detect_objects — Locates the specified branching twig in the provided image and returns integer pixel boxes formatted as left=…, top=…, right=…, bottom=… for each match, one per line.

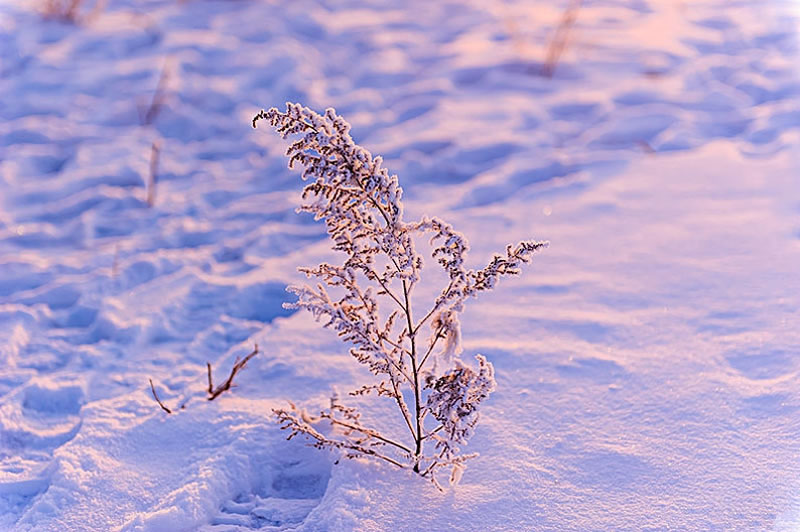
left=148, top=344, right=259, bottom=413
left=207, top=344, right=259, bottom=401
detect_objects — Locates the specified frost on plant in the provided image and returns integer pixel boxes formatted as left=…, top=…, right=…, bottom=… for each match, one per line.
left=253, top=103, right=547, bottom=487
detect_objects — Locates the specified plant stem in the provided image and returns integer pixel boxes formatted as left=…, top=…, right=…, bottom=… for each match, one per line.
left=418, top=324, right=446, bottom=371
left=413, top=279, right=455, bottom=336
left=403, top=279, right=423, bottom=472
left=325, top=416, right=413, bottom=454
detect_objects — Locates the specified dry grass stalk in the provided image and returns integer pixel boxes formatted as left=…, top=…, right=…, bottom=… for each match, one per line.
left=541, top=0, right=582, bottom=78
left=146, top=141, right=160, bottom=207
left=140, top=65, right=170, bottom=126
left=149, top=378, right=173, bottom=414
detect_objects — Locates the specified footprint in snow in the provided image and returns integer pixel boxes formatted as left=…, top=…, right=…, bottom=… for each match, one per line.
left=0, top=379, right=84, bottom=511
left=202, top=457, right=330, bottom=531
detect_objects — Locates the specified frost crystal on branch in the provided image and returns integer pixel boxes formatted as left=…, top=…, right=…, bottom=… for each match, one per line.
left=254, top=103, right=547, bottom=487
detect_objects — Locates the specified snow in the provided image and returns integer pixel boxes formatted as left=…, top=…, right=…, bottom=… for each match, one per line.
left=1, top=0, right=799, bottom=530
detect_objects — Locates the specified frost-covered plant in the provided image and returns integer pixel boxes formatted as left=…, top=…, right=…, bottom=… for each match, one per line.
left=253, top=103, right=546, bottom=487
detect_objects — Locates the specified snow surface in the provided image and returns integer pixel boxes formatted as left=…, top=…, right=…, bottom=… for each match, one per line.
left=1, top=0, right=799, bottom=530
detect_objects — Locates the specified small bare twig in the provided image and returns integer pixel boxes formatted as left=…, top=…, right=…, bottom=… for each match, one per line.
left=146, top=141, right=160, bottom=207
left=637, top=140, right=656, bottom=154
left=111, top=243, right=120, bottom=278
left=140, top=64, right=170, bottom=126
left=541, top=0, right=582, bottom=78
left=148, top=344, right=258, bottom=413
left=207, top=344, right=259, bottom=401
left=149, top=378, right=172, bottom=414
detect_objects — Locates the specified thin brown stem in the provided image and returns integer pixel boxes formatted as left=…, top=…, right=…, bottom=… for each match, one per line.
left=372, top=271, right=406, bottom=313
left=348, top=321, right=412, bottom=383
left=541, top=0, right=582, bottom=78
left=146, top=141, right=160, bottom=207
left=338, top=442, right=407, bottom=469
left=355, top=447, right=406, bottom=469
left=142, top=64, right=170, bottom=126
left=384, top=353, right=413, bottom=385
left=388, top=371, right=417, bottom=440
left=149, top=378, right=172, bottom=414
left=350, top=280, right=409, bottom=357
left=326, top=416, right=413, bottom=454
left=377, top=332, right=410, bottom=356
left=403, top=279, right=423, bottom=472
left=413, top=279, right=455, bottom=336
left=418, top=324, right=446, bottom=371
left=422, top=424, right=444, bottom=440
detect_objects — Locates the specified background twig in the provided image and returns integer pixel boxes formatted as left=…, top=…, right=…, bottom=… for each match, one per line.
left=146, top=141, right=160, bottom=207
left=149, top=378, right=172, bottom=414
left=541, top=0, right=582, bottom=78
left=207, top=344, right=259, bottom=401
left=140, top=64, right=170, bottom=126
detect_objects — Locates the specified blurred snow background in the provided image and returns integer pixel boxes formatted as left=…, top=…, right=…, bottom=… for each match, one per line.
left=1, top=0, right=799, bottom=530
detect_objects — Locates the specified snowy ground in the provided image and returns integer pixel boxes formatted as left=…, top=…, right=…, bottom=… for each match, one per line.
left=1, top=0, right=799, bottom=530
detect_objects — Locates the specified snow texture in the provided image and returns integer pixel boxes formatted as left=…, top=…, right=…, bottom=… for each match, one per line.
left=1, top=0, right=799, bottom=530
